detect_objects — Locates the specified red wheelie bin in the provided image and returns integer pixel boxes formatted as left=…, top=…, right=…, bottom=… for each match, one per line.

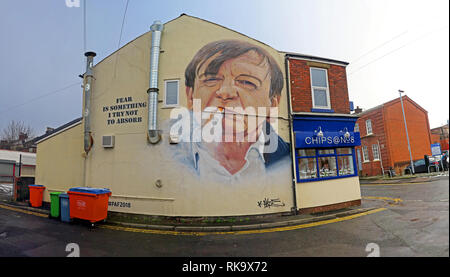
left=28, top=185, right=45, bottom=207
left=67, top=187, right=111, bottom=226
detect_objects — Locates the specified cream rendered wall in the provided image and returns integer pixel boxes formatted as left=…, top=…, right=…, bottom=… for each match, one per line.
left=35, top=123, right=84, bottom=202
left=296, top=176, right=361, bottom=209
left=77, top=15, right=293, bottom=216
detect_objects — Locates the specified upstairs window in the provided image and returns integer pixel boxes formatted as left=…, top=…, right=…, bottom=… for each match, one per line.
left=164, top=80, right=179, bottom=107
left=366, top=119, right=373, bottom=135
left=354, top=123, right=359, bottom=132
left=310, top=67, right=331, bottom=109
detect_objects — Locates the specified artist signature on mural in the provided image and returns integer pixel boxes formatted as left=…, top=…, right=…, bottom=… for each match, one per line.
left=257, top=198, right=285, bottom=209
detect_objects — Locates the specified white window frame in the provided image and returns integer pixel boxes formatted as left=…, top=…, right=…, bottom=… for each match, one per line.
left=362, top=146, right=370, bottom=162
left=366, top=119, right=373, bottom=135
left=372, top=144, right=380, bottom=161
left=164, top=79, right=179, bottom=108
left=310, top=67, right=331, bottom=110
left=354, top=123, right=359, bottom=132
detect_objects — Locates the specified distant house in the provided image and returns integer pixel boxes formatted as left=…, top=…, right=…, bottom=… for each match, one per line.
left=430, top=124, right=449, bottom=152
left=0, top=149, right=36, bottom=184
left=354, top=95, right=433, bottom=176
left=0, top=132, right=37, bottom=153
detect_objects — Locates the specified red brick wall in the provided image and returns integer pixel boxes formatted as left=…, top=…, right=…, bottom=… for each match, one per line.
left=289, top=59, right=312, bottom=112
left=355, top=107, right=389, bottom=176
left=328, top=64, right=350, bottom=114
left=431, top=133, right=441, bottom=144
left=384, top=98, right=432, bottom=173
left=289, top=59, right=350, bottom=114
left=441, top=138, right=449, bottom=151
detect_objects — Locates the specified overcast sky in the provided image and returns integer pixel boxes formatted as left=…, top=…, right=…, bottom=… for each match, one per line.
left=0, top=0, right=448, bottom=137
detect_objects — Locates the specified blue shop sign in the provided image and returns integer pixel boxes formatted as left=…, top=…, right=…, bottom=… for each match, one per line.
left=293, top=115, right=361, bottom=148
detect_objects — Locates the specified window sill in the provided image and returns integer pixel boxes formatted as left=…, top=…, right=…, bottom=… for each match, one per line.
left=161, top=105, right=180, bottom=109
left=297, top=174, right=358, bottom=183
left=361, top=133, right=375, bottom=138
left=311, top=108, right=334, bottom=113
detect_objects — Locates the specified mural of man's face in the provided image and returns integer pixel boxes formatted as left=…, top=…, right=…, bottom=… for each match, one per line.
left=186, top=50, right=280, bottom=139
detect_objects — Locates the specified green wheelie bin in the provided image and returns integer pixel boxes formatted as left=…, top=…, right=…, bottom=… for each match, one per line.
left=50, top=192, right=63, bottom=219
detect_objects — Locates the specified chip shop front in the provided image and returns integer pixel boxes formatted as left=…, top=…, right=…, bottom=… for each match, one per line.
left=293, top=115, right=362, bottom=212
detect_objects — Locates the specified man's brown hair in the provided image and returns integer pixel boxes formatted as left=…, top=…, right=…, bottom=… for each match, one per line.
left=185, top=40, right=283, bottom=100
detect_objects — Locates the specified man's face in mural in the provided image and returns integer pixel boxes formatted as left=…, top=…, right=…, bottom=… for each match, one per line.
left=186, top=49, right=280, bottom=139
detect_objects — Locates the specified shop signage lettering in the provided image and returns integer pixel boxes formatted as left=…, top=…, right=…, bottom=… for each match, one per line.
left=304, top=135, right=355, bottom=145
left=102, top=96, right=147, bottom=125
left=295, top=131, right=360, bottom=148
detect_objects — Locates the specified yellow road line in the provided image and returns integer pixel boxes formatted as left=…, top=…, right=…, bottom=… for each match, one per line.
left=362, top=196, right=403, bottom=206
left=361, top=182, right=425, bottom=186
left=0, top=204, right=48, bottom=218
left=98, top=207, right=387, bottom=236
left=0, top=203, right=387, bottom=236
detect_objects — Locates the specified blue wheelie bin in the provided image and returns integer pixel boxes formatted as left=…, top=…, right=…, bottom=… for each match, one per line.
left=59, top=193, right=71, bottom=223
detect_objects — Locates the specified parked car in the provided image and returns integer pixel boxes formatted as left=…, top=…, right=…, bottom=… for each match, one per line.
left=404, top=159, right=427, bottom=174
left=404, top=156, right=444, bottom=174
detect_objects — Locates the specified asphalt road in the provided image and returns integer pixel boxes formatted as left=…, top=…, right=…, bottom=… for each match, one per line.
left=0, top=177, right=448, bottom=258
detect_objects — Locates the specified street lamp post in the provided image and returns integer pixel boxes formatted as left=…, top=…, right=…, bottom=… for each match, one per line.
left=399, top=90, right=415, bottom=174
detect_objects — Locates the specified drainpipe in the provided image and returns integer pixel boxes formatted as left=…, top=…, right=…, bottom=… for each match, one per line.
left=83, top=51, right=96, bottom=154
left=285, top=55, right=298, bottom=215
left=147, top=21, right=164, bottom=144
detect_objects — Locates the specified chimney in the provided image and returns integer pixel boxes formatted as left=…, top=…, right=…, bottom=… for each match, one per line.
left=354, top=106, right=363, bottom=114
left=19, top=132, right=28, bottom=141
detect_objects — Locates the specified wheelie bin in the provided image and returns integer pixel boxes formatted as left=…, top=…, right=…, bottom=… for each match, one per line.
left=49, top=192, right=63, bottom=219
left=67, top=187, right=111, bottom=226
left=59, top=193, right=71, bottom=223
left=28, top=185, right=45, bottom=207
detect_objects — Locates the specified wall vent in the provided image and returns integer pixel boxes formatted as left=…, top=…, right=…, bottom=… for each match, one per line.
left=102, top=135, right=115, bottom=148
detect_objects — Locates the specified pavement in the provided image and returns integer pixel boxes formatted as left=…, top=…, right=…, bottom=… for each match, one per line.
left=0, top=195, right=381, bottom=233
left=1, top=172, right=446, bottom=233
left=359, top=171, right=449, bottom=184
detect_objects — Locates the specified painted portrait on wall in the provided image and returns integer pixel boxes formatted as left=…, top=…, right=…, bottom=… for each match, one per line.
left=167, top=40, right=290, bottom=184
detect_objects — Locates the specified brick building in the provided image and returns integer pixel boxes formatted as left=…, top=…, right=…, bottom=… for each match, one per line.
left=430, top=124, right=449, bottom=152
left=354, top=95, right=433, bottom=176
left=286, top=53, right=362, bottom=213
left=288, top=57, right=350, bottom=114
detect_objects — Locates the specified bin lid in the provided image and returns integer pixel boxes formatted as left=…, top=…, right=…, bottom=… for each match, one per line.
left=59, top=193, right=69, bottom=198
left=50, top=191, right=63, bottom=195
left=68, top=187, right=111, bottom=195
left=29, top=184, right=45, bottom=188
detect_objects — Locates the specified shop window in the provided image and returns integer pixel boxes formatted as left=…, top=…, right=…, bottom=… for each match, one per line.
left=310, top=67, right=330, bottom=109
left=362, top=146, right=370, bottom=162
left=372, top=144, right=380, bottom=161
left=164, top=80, right=179, bottom=107
left=298, top=157, right=318, bottom=180
left=338, top=155, right=355, bottom=176
left=296, top=147, right=356, bottom=182
left=366, top=119, right=373, bottom=135
left=319, top=156, right=337, bottom=177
